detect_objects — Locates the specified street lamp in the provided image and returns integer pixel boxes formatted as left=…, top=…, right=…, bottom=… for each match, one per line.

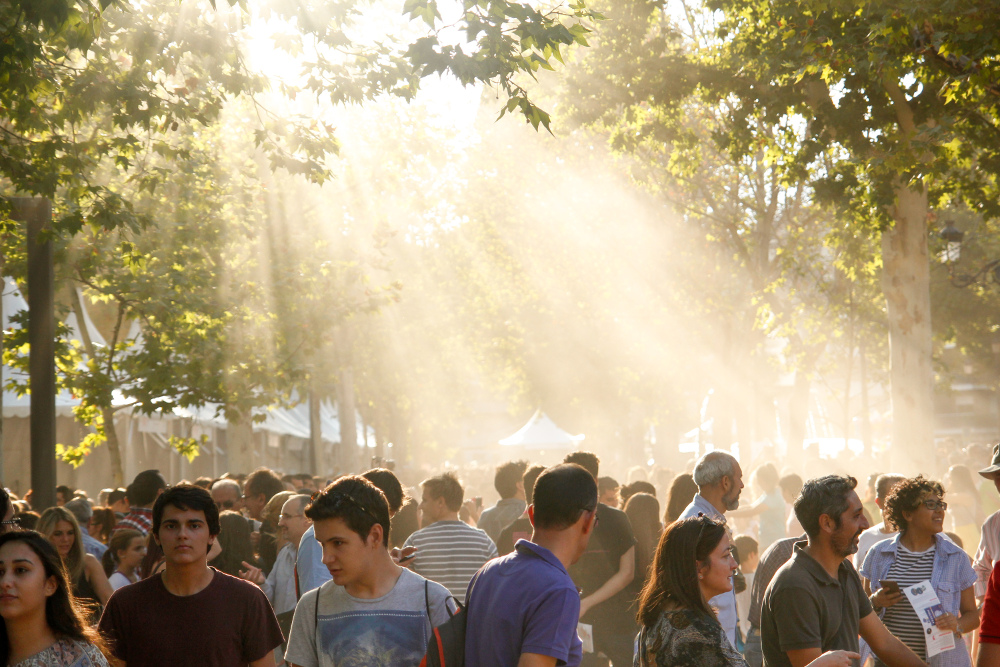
left=938, top=221, right=1000, bottom=288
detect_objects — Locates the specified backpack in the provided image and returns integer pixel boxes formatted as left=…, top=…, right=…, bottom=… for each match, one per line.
left=420, top=580, right=466, bottom=667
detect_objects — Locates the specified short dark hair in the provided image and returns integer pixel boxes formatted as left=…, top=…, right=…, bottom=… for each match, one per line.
left=883, top=476, right=945, bottom=534
left=532, top=464, right=598, bottom=530
left=128, top=470, right=167, bottom=507
left=362, top=468, right=407, bottom=514
left=563, top=452, right=599, bottom=478
left=152, top=484, right=220, bottom=539
left=638, top=515, right=728, bottom=626
left=523, top=465, right=546, bottom=504
left=421, top=472, right=464, bottom=512
left=107, top=488, right=128, bottom=505
left=56, top=485, right=74, bottom=500
left=598, top=476, right=619, bottom=495
left=244, top=467, right=285, bottom=502
left=794, top=475, right=858, bottom=538
left=306, top=476, right=391, bottom=547
left=494, top=460, right=529, bottom=499
left=621, top=480, right=656, bottom=505
left=733, top=534, right=758, bottom=566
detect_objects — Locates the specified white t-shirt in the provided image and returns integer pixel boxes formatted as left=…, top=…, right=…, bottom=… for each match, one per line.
left=854, top=522, right=897, bottom=569
left=284, top=567, right=457, bottom=667
left=108, top=571, right=135, bottom=591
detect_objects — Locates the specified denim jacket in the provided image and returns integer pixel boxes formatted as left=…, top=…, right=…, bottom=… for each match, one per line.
left=859, top=533, right=976, bottom=667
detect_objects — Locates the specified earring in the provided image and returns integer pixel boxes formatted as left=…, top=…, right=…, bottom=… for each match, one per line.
left=698, top=574, right=703, bottom=579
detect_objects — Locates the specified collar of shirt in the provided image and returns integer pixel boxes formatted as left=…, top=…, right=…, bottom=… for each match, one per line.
left=514, top=540, right=569, bottom=575
left=692, top=494, right=727, bottom=523
left=871, top=531, right=962, bottom=559
left=790, top=541, right=848, bottom=587
left=129, top=507, right=153, bottom=517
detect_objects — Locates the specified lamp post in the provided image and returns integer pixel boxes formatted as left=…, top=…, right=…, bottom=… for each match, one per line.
left=938, top=221, right=1000, bottom=442
left=938, top=221, right=1000, bottom=287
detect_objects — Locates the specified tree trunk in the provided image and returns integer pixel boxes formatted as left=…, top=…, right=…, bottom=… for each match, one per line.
left=103, top=408, right=125, bottom=486
left=226, top=412, right=255, bottom=474
left=881, top=184, right=934, bottom=475
left=337, top=367, right=357, bottom=473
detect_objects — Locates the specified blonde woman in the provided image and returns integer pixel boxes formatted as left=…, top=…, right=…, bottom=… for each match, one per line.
left=37, top=508, right=112, bottom=622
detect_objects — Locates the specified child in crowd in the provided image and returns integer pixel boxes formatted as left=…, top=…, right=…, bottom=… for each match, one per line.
left=101, top=529, right=145, bottom=590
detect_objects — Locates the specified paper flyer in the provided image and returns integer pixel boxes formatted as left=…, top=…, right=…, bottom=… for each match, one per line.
left=578, top=623, right=594, bottom=653
left=901, top=580, right=956, bottom=658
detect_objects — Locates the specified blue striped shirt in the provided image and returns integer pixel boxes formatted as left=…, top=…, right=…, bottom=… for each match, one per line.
left=859, top=533, right=976, bottom=667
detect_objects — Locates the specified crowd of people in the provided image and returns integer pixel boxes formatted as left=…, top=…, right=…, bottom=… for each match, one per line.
left=2, top=445, right=1000, bottom=666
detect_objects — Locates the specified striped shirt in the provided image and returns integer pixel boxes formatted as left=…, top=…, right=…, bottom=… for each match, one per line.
left=879, top=544, right=936, bottom=659
left=113, top=507, right=152, bottom=536
left=403, top=520, right=498, bottom=603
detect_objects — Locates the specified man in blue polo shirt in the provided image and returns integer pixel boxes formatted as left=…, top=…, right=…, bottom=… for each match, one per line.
left=464, top=463, right=599, bottom=667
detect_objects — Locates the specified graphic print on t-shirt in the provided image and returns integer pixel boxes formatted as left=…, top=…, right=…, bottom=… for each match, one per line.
left=318, top=610, right=428, bottom=667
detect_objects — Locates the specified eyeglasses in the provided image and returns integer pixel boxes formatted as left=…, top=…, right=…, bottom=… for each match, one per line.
left=921, top=499, right=948, bottom=511
left=279, top=513, right=304, bottom=521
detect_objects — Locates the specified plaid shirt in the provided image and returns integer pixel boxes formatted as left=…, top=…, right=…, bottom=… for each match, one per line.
left=974, top=510, right=1000, bottom=598
left=859, top=532, right=976, bottom=667
left=749, top=535, right=803, bottom=628
left=114, top=507, right=153, bottom=535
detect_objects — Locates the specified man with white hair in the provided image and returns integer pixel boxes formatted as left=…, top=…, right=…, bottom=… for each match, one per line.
left=679, top=449, right=744, bottom=648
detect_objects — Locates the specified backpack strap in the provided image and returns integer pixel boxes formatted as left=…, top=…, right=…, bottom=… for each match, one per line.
left=314, top=585, right=321, bottom=659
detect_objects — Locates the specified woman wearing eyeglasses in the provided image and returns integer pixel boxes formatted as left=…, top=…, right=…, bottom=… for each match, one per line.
left=636, top=515, right=859, bottom=667
left=860, top=476, right=978, bottom=667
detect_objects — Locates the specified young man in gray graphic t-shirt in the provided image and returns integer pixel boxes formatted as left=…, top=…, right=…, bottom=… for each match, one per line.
left=285, top=476, right=456, bottom=667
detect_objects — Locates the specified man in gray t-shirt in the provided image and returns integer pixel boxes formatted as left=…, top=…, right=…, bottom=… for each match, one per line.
left=285, top=568, right=454, bottom=667
left=284, top=476, right=457, bottom=667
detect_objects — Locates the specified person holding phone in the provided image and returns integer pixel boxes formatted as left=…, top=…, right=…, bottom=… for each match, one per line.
left=860, top=476, right=978, bottom=667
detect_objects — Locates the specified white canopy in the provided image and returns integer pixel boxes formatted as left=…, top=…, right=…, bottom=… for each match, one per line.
left=2, top=284, right=80, bottom=417
left=499, top=410, right=584, bottom=450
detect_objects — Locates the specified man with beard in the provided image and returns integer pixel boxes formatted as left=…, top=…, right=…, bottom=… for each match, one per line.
left=760, top=475, right=924, bottom=667
left=679, top=450, right=744, bottom=648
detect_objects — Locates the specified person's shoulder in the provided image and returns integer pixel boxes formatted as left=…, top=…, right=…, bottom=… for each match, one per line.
left=767, top=556, right=810, bottom=591
left=210, top=568, right=270, bottom=599
left=401, top=567, right=451, bottom=600
left=937, top=533, right=971, bottom=558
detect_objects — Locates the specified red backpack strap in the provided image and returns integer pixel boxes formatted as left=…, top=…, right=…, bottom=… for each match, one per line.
left=435, top=627, right=445, bottom=665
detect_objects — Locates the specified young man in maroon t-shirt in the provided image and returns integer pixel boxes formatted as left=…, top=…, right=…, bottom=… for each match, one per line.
left=99, top=484, right=283, bottom=667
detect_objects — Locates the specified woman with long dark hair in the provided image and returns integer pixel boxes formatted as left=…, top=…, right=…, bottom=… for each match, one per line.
left=36, top=508, right=111, bottom=620
left=0, top=530, right=109, bottom=666
left=209, top=511, right=257, bottom=577
left=636, top=515, right=859, bottom=667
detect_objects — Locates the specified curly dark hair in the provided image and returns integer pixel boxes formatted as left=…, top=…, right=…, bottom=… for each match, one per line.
left=882, top=476, right=945, bottom=534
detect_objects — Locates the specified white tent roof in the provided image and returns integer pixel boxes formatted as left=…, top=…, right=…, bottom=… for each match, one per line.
left=499, top=410, right=584, bottom=450
left=2, top=285, right=80, bottom=418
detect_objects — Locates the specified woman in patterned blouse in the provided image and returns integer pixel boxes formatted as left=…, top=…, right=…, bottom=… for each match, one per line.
left=0, top=531, right=109, bottom=667
left=635, top=514, right=860, bottom=667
